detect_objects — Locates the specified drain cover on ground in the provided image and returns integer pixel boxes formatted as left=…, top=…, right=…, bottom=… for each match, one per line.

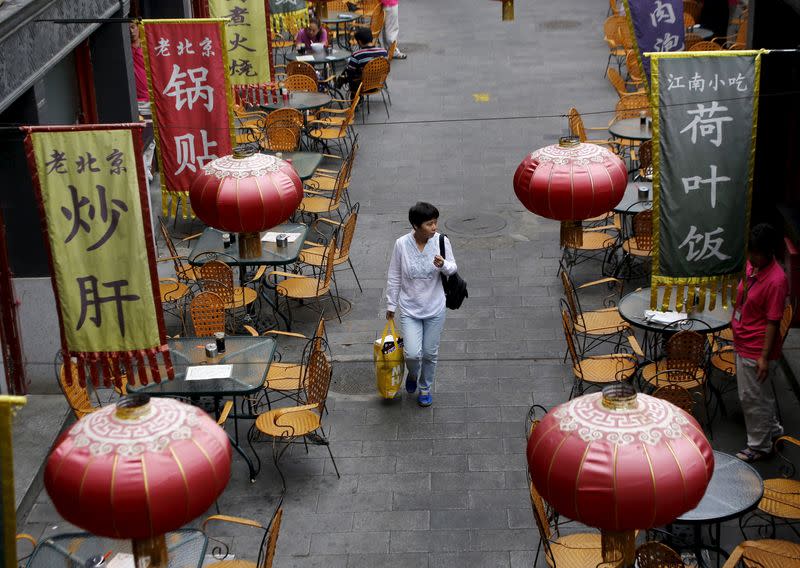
left=538, top=19, right=582, bottom=30
left=445, top=213, right=507, bottom=236
left=329, top=362, right=376, bottom=394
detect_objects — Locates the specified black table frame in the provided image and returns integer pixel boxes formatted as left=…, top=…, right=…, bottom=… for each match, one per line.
left=129, top=337, right=277, bottom=482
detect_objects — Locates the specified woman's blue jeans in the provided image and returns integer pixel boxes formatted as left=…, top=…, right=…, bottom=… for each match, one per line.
left=398, top=308, right=446, bottom=393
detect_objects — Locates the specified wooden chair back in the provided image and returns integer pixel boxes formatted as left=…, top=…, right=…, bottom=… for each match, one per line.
left=603, top=15, right=626, bottom=48
left=58, top=364, right=97, bottom=419
left=261, top=508, right=283, bottom=568
left=689, top=40, right=723, bottom=51
left=158, top=217, right=188, bottom=276
left=653, top=384, right=695, bottom=414
left=200, top=260, right=235, bottom=306
left=632, top=210, right=653, bottom=251
left=326, top=1, right=350, bottom=12
left=665, top=330, right=706, bottom=381
left=337, top=203, right=360, bottom=261
left=528, top=482, right=556, bottom=564
left=567, top=107, right=587, bottom=142
left=361, top=57, right=390, bottom=95
left=266, top=126, right=301, bottom=152
left=560, top=308, right=581, bottom=370
left=638, top=139, right=653, bottom=176
left=286, top=60, right=317, bottom=82
left=683, top=12, right=696, bottom=28
left=780, top=304, right=794, bottom=342
left=626, top=51, right=645, bottom=83
left=607, top=67, right=629, bottom=98
left=304, top=347, right=333, bottom=412
left=636, top=541, right=685, bottom=568
left=284, top=74, right=317, bottom=93
left=370, top=4, right=384, bottom=40
left=267, top=108, right=304, bottom=129
left=619, top=22, right=635, bottom=51
left=684, top=0, right=702, bottom=21
left=615, top=92, right=650, bottom=121
left=190, top=291, right=225, bottom=337
left=387, top=40, right=397, bottom=62
left=319, top=239, right=337, bottom=294
left=559, top=270, right=581, bottom=325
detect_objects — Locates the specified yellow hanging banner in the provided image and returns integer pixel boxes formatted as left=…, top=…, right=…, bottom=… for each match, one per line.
left=210, top=0, right=272, bottom=84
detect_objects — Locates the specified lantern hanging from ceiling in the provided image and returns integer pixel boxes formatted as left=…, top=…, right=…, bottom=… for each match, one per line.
left=527, top=385, right=714, bottom=565
left=189, top=151, right=303, bottom=258
left=45, top=395, right=232, bottom=567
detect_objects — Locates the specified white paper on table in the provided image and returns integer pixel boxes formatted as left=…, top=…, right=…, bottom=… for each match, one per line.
left=261, top=232, right=302, bottom=243
left=643, top=310, right=688, bottom=325
left=107, top=553, right=136, bottom=568
left=339, top=13, right=355, bottom=18
left=295, top=55, right=315, bottom=62
left=185, top=365, right=233, bottom=381
left=325, top=55, right=338, bottom=60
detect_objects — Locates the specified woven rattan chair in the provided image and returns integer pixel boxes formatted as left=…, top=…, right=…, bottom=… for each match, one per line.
left=157, top=217, right=202, bottom=288
left=297, top=155, right=351, bottom=221
left=561, top=309, right=639, bottom=398
left=603, top=15, right=627, bottom=75
left=254, top=316, right=329, bottom=411
left=198, top=260, right=262, bottom=330
left=683, top=12, right=696, bottom=27
left=618, top=209, right=653, bottom=278
left=529, top=481, right=622, bottom=568
left=684, top=0, right=702, bottom=21
left=369, top=2, right=384, bottom=44
left=635, top=139, right=653, bottom=180
left=635, top=541, right=685, bottom=568
left=284, top=74, right=317, bottom=93
left=267, top=239, right=342, bottom=323
left=249, top=346, right=340, bottom=485
left=689, top=40, right=723, bottom=51
left=560, top=271, right=630, bottom=355
left=203, top=507, right=283, bottom=568
left=190, top=291, right=226, bottom=336
left=300, top=203, right=363, bottom=293
left=304, top=133, right=358, bottom=203
left=559, top=218, right=619, bottom=276
left=640, top=330, right=708, bottom=390
left=159, top=277, right=191, bottom=332
left=607, top=67, right=646, bottom=99
left=265, top=125, right=301, bottom=152
left=266, top=107, right=304, bottom=130
left=567, top=108, right=618, bottom=153
left=58, top=364, right=100, bottom=419
left=684, top=32, right=703, bottom=49
left=625, top=51, right=646, bottom=89
left=307, top=104, right=355, bottom=155
left=613, top=92, right=651, bottom=122
left=360, top=56, right=391, bottom=119
left=722, top=539, right=800, bottom=567
left=747, top=436, right=800, bottom=538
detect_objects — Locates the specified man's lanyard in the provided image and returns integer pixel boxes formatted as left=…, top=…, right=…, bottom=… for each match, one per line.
left=740, top=272, right=758, bottom=308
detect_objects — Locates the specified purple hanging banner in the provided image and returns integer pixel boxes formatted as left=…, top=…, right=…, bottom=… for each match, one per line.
left=623, top=0, right=685, bottom=83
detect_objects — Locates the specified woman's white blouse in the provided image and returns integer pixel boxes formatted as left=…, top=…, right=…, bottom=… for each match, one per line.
left=385, top=232, right=457, bottom=319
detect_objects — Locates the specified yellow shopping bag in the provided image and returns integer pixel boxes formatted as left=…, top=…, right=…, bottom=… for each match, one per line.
left=374, top=319, right=404, bottom=399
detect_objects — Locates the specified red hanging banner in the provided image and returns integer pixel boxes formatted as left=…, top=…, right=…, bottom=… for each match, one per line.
left=141, top=19, right=235, bottom=218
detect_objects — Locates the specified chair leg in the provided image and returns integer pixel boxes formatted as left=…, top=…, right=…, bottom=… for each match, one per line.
left=319, top=428, right=340, bottom=478
left=328, top=290, right=342, bottom=322
left=381, top=91, right=389, bottom=119
left=348, top=257, right=363, bottom=293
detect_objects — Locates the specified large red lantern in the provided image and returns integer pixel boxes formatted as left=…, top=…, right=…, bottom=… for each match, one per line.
left=190, top=152, right=303, bottom=258
left=45, top=395, right=231, bottom=567
left=513, top=138, right=627, bottom=221
left=527, top=385, right=714, bottom=565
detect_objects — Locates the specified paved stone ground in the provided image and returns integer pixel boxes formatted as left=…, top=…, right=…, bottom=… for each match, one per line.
left=18, top=0, right=800, bottom=566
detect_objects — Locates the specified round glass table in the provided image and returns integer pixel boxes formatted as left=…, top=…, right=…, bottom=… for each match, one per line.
left=260, top=91, right=332, bottom=112
left=609, top=117, right=653, bottom=142
left=614, top=181, right=653, bottom=214
left=618, top=286, right=732, bottom=335
left=285, top=48, right=351, bottom=66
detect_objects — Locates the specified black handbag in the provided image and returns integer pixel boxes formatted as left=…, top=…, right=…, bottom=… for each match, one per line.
left=439, top=234, right=468, bottom=310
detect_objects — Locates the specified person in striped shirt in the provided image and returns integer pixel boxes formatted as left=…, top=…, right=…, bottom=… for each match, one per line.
left=340, top=27, right=388, bottom=94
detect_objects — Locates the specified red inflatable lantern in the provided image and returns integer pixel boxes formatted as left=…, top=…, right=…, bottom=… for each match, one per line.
left=513, top=138, right=627, bottom=221
left=45, top=396, right=231, bottom=566
left=190, top=152, right=303, bottom=258
left=527, top=385, right=713, bottom=565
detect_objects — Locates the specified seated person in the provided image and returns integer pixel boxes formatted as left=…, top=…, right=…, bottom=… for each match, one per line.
left=295, top=18, right=328, bottom=50
left=339, top=27, right=388, bottom=93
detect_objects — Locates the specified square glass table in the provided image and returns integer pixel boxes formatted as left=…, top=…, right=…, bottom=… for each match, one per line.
left=129, top=336, right=276, bottom=481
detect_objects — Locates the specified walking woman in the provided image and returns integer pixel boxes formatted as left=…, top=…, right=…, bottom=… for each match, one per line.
left=385, top=203, right=457, bottom=406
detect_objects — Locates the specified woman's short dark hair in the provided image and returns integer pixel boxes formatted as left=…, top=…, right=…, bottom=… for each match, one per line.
left=409, top=202, right=439, bottom=227
left=749, top=223, right=780, bottom=259
left=354, top=26, right=373, bottom=45
left=307, top=16, right=320, bottom=28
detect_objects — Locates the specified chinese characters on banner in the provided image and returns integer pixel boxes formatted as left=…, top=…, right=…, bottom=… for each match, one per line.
left=650, top=52, right=761, bottom=311
left=209, top=0, right=273, bottom=84
left=623, top=0, right=684, bottom=85
left=269, top=0, right=308, bottom=37
left=141, top=19, right=235, bottom=218
left=24, top=125, right=172, bottom=387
